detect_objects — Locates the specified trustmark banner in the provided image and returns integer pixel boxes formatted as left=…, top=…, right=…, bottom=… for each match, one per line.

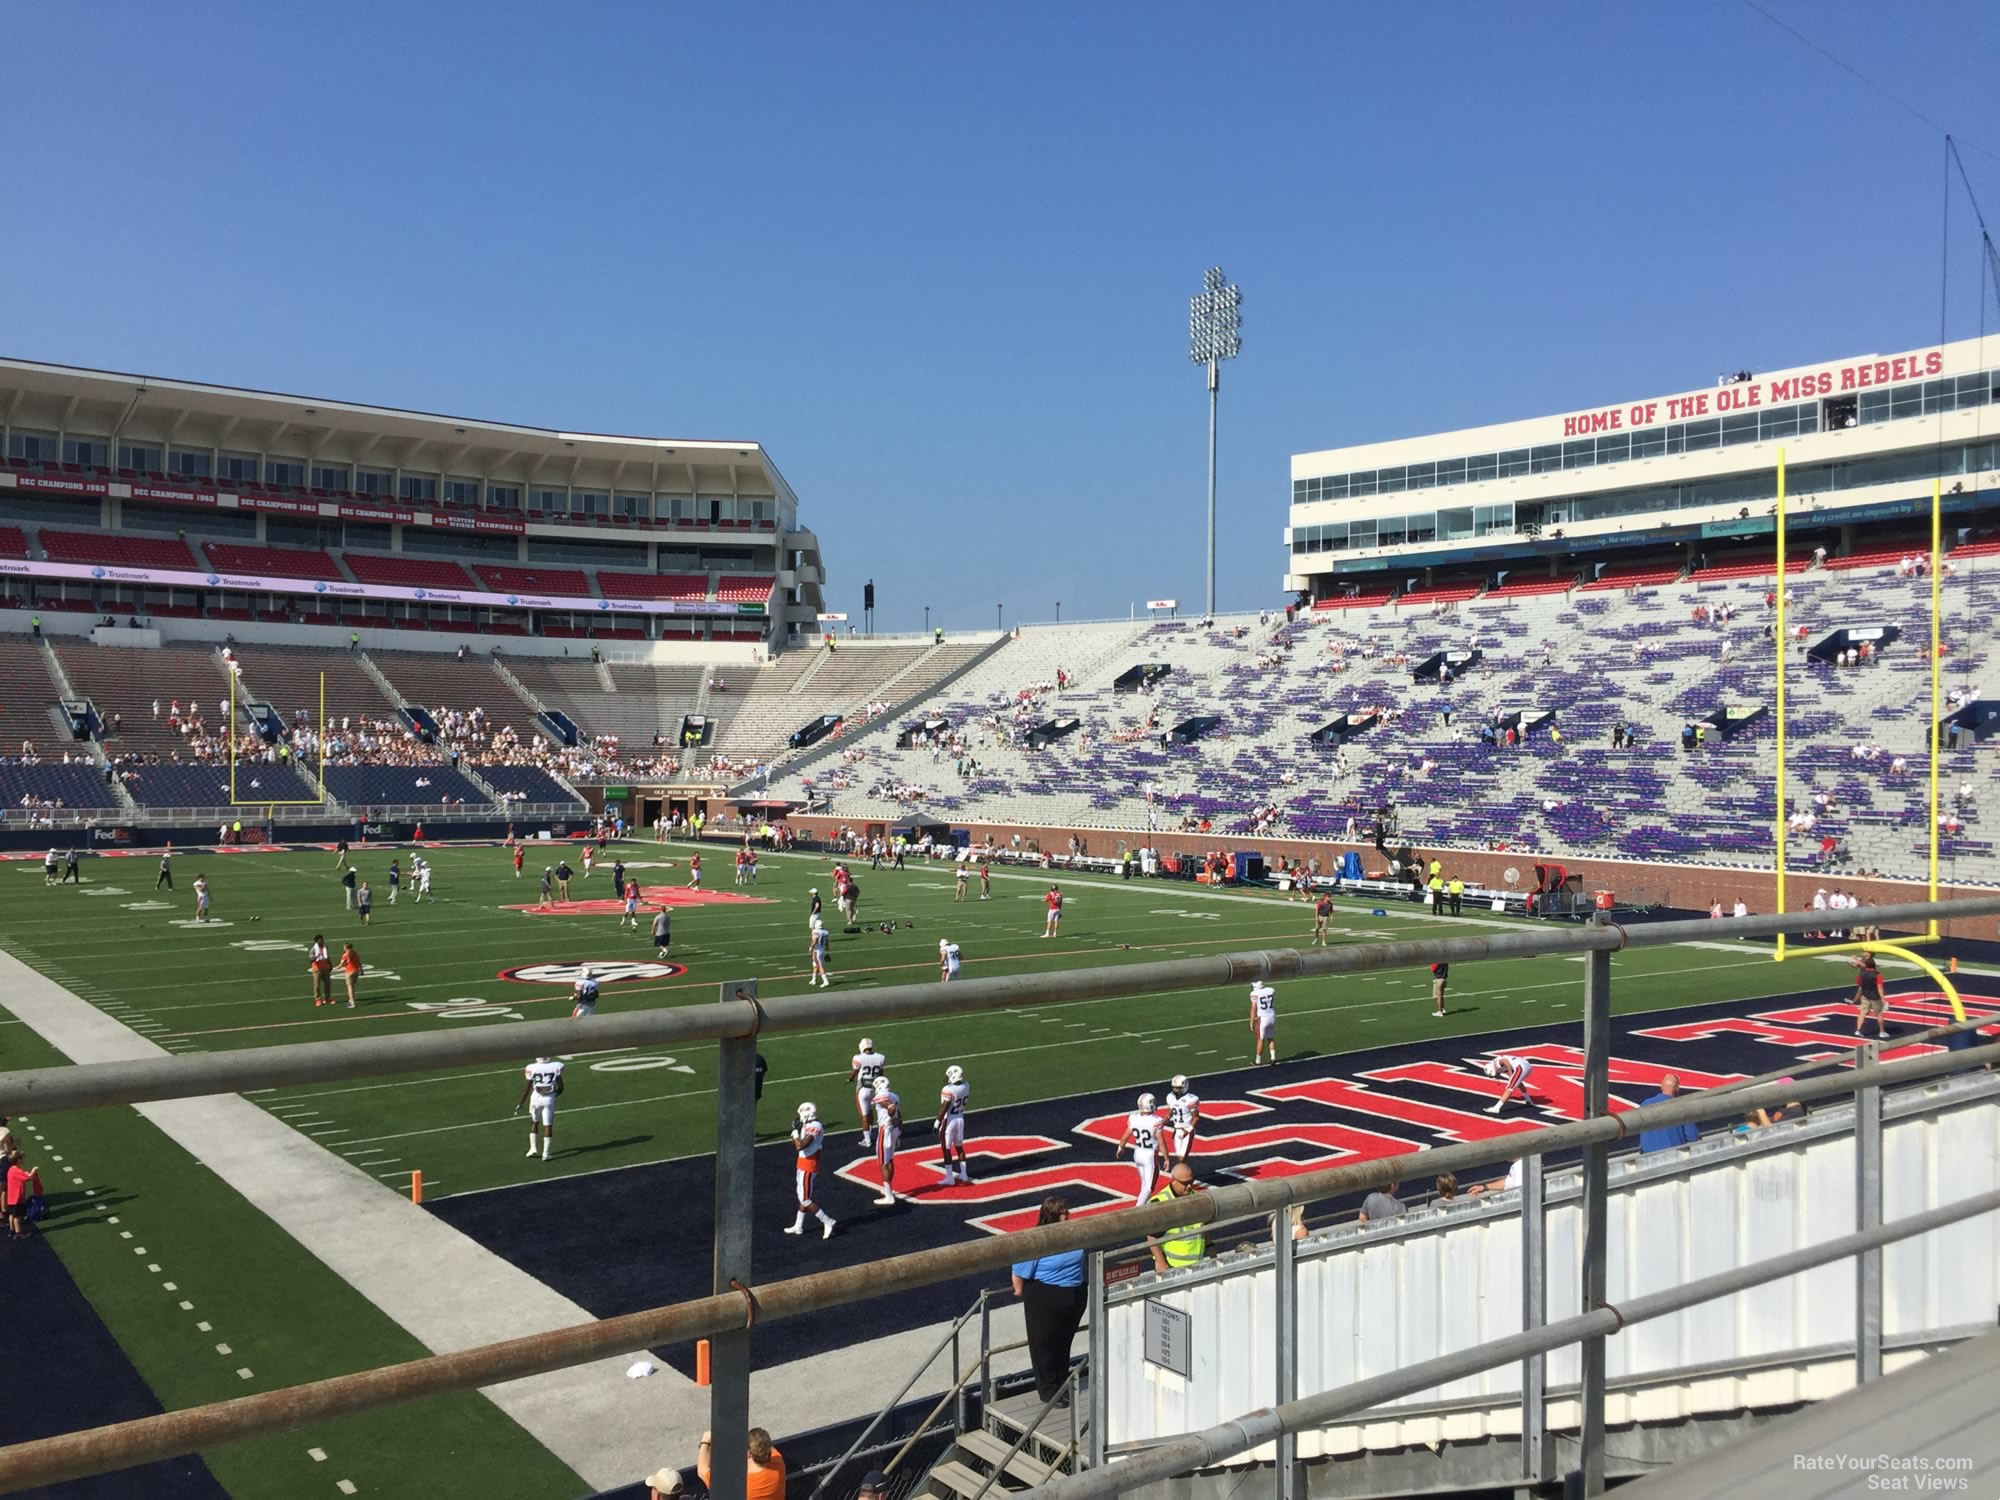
left=0, top=558, right=741, bottom=615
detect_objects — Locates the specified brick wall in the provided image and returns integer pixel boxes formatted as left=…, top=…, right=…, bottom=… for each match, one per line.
left=783, top=814, right=1998, bottom=942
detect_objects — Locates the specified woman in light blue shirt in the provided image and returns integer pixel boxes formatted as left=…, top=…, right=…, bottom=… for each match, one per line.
left=1012, top=1195, right=1088, bottom=1403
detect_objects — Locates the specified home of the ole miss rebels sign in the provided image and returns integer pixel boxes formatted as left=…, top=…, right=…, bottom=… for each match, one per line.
left=1561, top=346, right=1945, bottom=438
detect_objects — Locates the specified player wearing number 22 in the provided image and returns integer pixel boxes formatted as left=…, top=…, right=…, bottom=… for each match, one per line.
left=1115, top=1093, right=1166, bottom=1205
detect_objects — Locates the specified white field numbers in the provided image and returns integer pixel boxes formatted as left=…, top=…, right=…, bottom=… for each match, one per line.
left=556, top=1047, right=695, bottom=1074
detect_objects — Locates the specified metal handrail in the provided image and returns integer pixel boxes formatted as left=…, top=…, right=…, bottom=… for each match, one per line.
left=968, top=1363, right=1082, bottom=1500
left=4, top=1045, right=1989, bottom=1494
left=1015, top=1185, right=2000, bottom=1500
left=807, top=1294, right=989, bottom=1500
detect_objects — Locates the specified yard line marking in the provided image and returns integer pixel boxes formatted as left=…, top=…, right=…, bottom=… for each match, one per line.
left=215, top=1343, right=232, bottom=1355
left=308, top=1448, right=327, bottom=1462
left=236, top=1368, right=254, bottom=1380
left=197, top=1320, right=210, bottom=1330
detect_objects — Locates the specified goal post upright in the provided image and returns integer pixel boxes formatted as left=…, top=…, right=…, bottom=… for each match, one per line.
left=1774, top=448, right=1787, bottom=961
left=228, top=667, right=331, bottom=808
left=1928, top=477, right=1942, bottom=938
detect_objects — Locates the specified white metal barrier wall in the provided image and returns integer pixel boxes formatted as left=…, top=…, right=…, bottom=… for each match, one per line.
left=1097, top=1072, right=2000, bottom=1463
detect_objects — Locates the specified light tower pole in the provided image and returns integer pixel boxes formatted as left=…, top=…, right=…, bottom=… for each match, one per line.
left=1189, top=265, right=1242, bottom=621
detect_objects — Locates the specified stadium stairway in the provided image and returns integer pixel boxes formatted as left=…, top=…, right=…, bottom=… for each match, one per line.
left=738, top=635, right=1013, bottom=795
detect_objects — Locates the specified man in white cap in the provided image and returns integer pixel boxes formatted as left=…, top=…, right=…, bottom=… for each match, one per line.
left=643, top=1465, right=684, bottom=1500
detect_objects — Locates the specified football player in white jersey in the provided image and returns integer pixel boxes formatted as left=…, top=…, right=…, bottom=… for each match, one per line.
left=514, top=1055, right=565, bottom=1160
left=870, top=1076, right=903, bottom=1206
left=1482, top=1054, right=1534, bottom=1115
left=1250, top=981, right=1278, bottom=1065
left=849, top=1037, right=887, bottom=1146
left=1165, top=1074, right=1201, bottom=1164
left=934, top=1065, right=971, bottom=1184
left=938, top=939, right=962, bottom=982
left=784, top=1102, right=837, bottom=1239
left=1115, top=1092, right=1165, bottom=1205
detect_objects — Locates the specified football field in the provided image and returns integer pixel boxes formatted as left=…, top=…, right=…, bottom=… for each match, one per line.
left=3, top=840, right=1858, bottom=1201
left=0, top=838, right=1957, bottom=1499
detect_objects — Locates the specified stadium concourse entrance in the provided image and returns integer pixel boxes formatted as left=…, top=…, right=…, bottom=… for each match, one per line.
left=1310, top=710, right=1379, bottom=743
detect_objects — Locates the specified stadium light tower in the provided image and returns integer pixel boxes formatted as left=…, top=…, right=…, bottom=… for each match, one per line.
left=1189, top=265, right=1242, bottom=620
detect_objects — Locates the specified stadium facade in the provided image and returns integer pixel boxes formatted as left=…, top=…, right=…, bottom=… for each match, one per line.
left=1285, top=335, right=2000, bottom=599
left=0, top=358, right=825, bottom=642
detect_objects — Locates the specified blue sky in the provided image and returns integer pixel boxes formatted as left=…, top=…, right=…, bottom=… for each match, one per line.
left=3, top=3, right=1997, bottom=630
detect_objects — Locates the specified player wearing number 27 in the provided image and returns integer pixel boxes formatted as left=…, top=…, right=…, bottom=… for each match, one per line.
left=516, top=1056, right=565, bottom=1160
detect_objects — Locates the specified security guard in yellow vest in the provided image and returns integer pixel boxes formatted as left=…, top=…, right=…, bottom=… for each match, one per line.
left=1427, top=874, right=1444, bottom=908
left=1446, top=876, right=1465, bottom=916
left=1148, top=1164, right=1205, bottom=1273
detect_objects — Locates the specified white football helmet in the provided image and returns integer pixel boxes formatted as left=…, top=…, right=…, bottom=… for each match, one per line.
left=873, top=1076, right=890, bottom=1095
left=945, top=1065, right=964, bottom=1084
left=535, top=1056, right=550, bottom=1064
left=797, top=1101, right=818, bottom=1123
left=1170, top=1074, right=1189, bottom=1094
left=860, top=1036, right=874, bottom=1053
left=1137, top=1092, right=1157, bottom=1112
left=1481, top=1057, right=1504, bottom=1078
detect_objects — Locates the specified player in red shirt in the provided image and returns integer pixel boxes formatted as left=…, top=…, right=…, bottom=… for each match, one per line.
left=1043, top=885, right=1063, bottom=938
left=1311, top=894, right=1332, bottom=946
left=513, top=846, right=525, bottom=879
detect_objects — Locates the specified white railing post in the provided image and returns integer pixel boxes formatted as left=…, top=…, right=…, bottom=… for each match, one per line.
left=1520, top=1153, right=1549, bottom=1485
left=1856, top=1039, right=1884, bottom=1384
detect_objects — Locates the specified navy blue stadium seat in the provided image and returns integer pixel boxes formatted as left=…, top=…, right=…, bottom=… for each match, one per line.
left=0, top=763, right=120, bottom=813
left=120, top=762, right=320, bottom=809
left=321, top=764, right=490, bottom=809
left=478, top=765, right=584, bottom=807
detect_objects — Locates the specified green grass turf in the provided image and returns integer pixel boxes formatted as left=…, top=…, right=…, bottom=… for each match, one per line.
left=0, top=1005, right=587, bottom=1500
left=1, top=842, right=1845, bottom=1204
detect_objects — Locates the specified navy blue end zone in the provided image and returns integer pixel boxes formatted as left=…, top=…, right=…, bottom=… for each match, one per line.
left=429, top=982, right=2000, bottom=1377
left=0, top=1232, right=226, bottom=1499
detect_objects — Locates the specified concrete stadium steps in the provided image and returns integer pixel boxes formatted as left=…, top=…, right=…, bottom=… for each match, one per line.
left=368, top=651, right=542, bottom=736
left=223, top=646, right=399, bottom=729
left=0, top=634, right=64, bottom=754
left=707, top=644, right=932, bottom=762
left=54, top=642, right=238, bottom=758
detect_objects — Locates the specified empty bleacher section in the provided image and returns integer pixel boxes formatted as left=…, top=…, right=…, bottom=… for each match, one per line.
left=0, top=636, right=61, bottom=754
left=596, top=571, right=707, bottom=600
left=471, top=564, right=593, bottom=596
left=340, top=553, right=477, bottom=589
left=53, top=643, right=234, bottom=759
left=714, top=574, right=776, bottom=603
left=120, top=761, right=320, bottom=810
left=200, top=542, right=345, bottom=581
left=39, top=529, right=199, bottom=569
left=0, top=527, right=28, bottom=560
left=369, top=653, right=537, bottom=735
left=225, top=648, right=392, bottom=728
left=479, top=765, right=584, bottom=808
left=321, top=765, right=489, bottom=810
left=0, top=763, right=120, bottom=822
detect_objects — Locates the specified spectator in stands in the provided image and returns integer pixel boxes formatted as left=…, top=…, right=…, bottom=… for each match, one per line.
left=1638, top=1075, right=1701, bottom=1153
left=1012, top=1195, right=1089, bottom=1404
left=641, top=1465, right=684, bottom=1500
left=696, top=1428, right=784, bottom=1500
left=1358, top=1181, right=1404, bottom=1222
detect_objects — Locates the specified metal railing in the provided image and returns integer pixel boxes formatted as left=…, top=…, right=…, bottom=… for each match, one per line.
left=0, top=895, right=1997, bottom=1498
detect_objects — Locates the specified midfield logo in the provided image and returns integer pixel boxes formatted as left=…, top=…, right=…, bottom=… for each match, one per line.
left=498, top=960, right=688, bottom=985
